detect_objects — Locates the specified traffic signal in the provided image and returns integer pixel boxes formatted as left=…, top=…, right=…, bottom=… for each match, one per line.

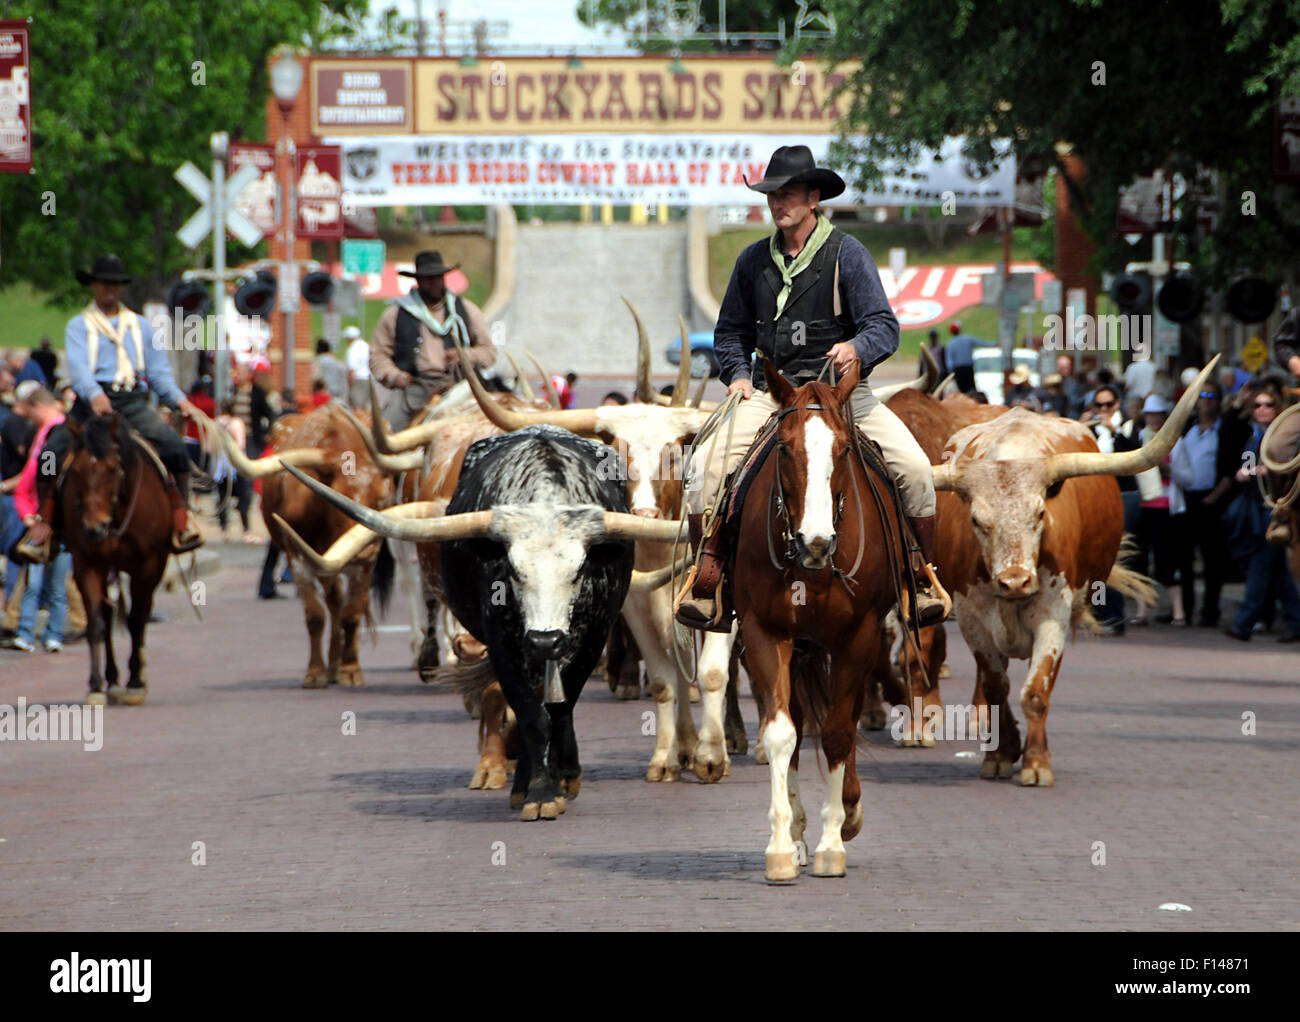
left=1156, top=275, right=1205, bottom=324
left=1109, top=272, right=1151, bottom=313
left=1226, top=277, right=1277, bottom=323
left=166, top=280, right=211, bottom=320
left=234, top=270, right=277, bottom=318
left=300, top=271, right=335, bottom=306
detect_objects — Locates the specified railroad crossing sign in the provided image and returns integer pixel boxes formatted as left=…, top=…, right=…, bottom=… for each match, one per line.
left=175, top=160, right=262, bottom=249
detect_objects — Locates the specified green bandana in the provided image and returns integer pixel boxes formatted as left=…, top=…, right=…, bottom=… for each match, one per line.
left=769, top=213, right=833, bottom=319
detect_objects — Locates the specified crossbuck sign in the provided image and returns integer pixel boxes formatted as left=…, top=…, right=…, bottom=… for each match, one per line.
left=175, top=160, right=263, bottom=248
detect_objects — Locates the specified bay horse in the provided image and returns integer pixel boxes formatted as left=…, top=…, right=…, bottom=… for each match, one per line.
left=51, top=414, right=172, bottom=706
left=730, top=357, right=911, bottom=883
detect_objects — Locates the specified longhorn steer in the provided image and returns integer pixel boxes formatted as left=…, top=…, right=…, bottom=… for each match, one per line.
left=277, top=425, right=682, bottom=820
left=208, top=404, right=395, bottom=688
left=923, top=359, right=1217, bottom=784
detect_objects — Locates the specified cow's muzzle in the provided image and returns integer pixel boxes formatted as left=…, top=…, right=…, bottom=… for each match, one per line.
left=994, top=567, right=1039, bottom=600
left=525, top=629, right=568, bottom=660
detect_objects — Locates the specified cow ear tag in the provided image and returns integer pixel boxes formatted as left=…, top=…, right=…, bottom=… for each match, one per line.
left=544, top=660, right=566, bottom=704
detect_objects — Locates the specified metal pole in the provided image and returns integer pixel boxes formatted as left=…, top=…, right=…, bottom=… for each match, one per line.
left=284, top=135, right=297, bottom=403
left=211, top=131, right=228, bottom=405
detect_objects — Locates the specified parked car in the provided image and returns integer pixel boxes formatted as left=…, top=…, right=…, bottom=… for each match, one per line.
left=665, top=331, right=721, bottom=379
left=972, top=347, right=1039, bottom=405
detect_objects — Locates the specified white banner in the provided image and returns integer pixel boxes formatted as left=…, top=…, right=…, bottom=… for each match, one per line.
left=330, top=134, right=1015, bottom=208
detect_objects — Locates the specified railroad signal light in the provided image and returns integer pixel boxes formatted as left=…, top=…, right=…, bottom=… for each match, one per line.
left=1226, top=277, right=1277, bottom=324
left=1108, top=273, right=1151, bottom=314
left=1156, top=275, right=1205, bottom=324
left=166, top=280, right=211, bottom=320
left=234, top=271, right=277, bottom=318
left=300, top=271, right=335, bottom=306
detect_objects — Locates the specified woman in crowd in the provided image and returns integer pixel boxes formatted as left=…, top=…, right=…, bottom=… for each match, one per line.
left=1129, top=394, right=1185, bottom=626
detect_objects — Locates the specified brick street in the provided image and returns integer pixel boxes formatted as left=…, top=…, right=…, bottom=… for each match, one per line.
left=1, top=543, right=1297, bottom=931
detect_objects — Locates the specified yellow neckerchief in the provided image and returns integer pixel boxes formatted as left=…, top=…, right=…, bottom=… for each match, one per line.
left=83, top=301, right=144, bottom=389
left=769, top=212, right=833, bottom=320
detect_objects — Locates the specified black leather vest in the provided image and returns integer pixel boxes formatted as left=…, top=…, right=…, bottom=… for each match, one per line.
left=752, top=229, right=853, bottom=390
left=393, top=293, right=466, bottom=374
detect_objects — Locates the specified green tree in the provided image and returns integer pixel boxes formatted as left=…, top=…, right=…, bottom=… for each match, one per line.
left=816, top=0, right=1300, bottom=283
left=0, top=0, right=364, bottom=309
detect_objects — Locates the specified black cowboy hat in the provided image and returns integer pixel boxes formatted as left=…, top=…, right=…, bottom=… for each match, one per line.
left=745, top=145, right=845, bottom=201
left=398, top=250, right=460, bottom=278
left=76, top=253, right=132, bottom=286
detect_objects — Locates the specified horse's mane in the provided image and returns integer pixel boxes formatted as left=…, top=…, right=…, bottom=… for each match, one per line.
left=80, top=415, right=139, bottom=474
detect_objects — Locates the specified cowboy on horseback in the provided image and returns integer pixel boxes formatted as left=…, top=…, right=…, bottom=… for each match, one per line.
left=19, top=253, right=204, bottom=557
left=1263, top=307, right=1300, bottom=545
left=675, top=145, right=951, bottom=632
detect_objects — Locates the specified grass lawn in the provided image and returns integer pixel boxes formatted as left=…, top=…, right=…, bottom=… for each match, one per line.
left=0, top=281, right=78, bottom=349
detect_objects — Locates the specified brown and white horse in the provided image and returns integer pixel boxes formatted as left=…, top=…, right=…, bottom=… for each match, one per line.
left=732, top=358, right=909, bottom=882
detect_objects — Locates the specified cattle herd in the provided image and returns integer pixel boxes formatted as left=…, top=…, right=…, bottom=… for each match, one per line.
left=122, top=311, right=1217, bottom=884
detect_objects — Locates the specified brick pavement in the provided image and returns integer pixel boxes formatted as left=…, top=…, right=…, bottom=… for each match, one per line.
left=1, top=543, right=1297, bottom=931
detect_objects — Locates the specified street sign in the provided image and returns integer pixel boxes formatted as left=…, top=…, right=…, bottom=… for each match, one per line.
left=1041, top=279, right=1063, bottom=314
left=1240, top=335, right=1269, bottom=373
left=175, top=161, right=262, bottom=248
left=278, top=261, right=300, bottom=313
left=342, top=238, right=385, bottom=276
left=334, top=278, right=361, bottom=317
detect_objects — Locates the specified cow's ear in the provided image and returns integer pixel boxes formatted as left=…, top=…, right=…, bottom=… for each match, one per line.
left=763, top=358, right=794, bottom=405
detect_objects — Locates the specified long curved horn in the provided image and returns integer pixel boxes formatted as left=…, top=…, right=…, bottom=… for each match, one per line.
left=368, top=379, right=445, bottom=453
left=624, top=297, right=658, bottom=404
left=689, top=371, right=709, bottom=408
left=601, top=512, right=684, bottom=544
left=874, top=357, right=935, bottom=400
left=930, top=460, right=958, bottom=492
left=526, top=351, right=562, bottom=409
left=628, top=555, right=689, bottom=592
left=933, top=373, right=958, bottom=398
left=274, top=500, right=449, bottom=575
left=671, top=316, right=693, bottom=406
left=196, top=408, right=329, bottom=479
left=920, top=343, right=941, bottom=392
left=1045, top=355, right=1222, bottom=484
left=453, top=339, right=599, bottom=434
left=502, top=351, right=536, bottom=403
left=282, top=461, right=493, bottom=541
left=333, top=401, right=426, bottom=473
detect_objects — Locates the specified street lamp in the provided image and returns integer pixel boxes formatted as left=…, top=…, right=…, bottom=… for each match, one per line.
left=270, top=48, right=303, bottom=403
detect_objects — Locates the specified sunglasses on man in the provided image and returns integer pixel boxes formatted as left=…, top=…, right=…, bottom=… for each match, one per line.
left=1198, top=391, right=1220, bottom=399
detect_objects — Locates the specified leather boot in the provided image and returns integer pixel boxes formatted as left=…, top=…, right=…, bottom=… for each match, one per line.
left=169, top=474, right=204, bottom=554
left=674, top=512, right=733, bottom=632
left=907, top=514, right=951, bottom=628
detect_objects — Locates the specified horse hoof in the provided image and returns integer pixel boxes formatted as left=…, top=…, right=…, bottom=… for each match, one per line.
left=842, top=803, right=864, bottom=842
left=121, top=686, right=147, bottom=706
left=1019, top=766, right=1054, bottom=787
left=764, top=851, right=800, bottom=883
left=86, top=691, right=107, bottom=707
left=520, top=802, right=541, bottom=821
left=106, top=685, right=125, bottom=705
left=509, top=791, right=526, bottom=810
left=811, top=849, right=846, bottom=877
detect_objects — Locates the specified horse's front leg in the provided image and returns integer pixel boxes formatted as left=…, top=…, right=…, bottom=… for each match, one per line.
left=742, top=617, right=798, bottom=883
left=77, top=567, right=109, bottom=705
left=122, top=559, right=163, bottom=706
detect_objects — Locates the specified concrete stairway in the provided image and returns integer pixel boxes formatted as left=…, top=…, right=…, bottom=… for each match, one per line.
left=500, top=223, right=691, bottom=376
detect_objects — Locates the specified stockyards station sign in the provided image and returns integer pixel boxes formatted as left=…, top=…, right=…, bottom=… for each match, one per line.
left=314, top=56, right=1015, bottom=207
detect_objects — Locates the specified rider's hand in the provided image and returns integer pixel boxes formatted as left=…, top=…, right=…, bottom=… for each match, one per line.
left=727, top=378, right=754, bottom=399
left=828, top=342, right=859, bottom=373
left=177, top=399, right=200, bottom=421
left=25, top=520, right=51, bottom=546
left=90, top=392, right=112, bottom=416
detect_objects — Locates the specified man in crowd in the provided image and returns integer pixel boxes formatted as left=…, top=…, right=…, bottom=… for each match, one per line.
left=343, top=325, right=370, bottom=410
left=369, top=250, right=497, bottom=430
left=313, top=338, right=348, bottom=402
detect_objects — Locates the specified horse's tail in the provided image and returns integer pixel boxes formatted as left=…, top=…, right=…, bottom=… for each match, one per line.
left=791, top=639, right=833, bottom=730
left=370, top=538, right=396, bottom=618
left=430, top=655, right=496, bottom=700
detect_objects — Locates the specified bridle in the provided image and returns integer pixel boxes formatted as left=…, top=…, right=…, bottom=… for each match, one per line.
left=72, top=425, right=144, bottom=541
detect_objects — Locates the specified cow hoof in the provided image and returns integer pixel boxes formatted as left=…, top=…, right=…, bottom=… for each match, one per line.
left=121, top=686, right=147, bottom=706
left=842, top=803, right=863, bottom=842
left=560, top=776, right=581, bottom=798
left=860, top=708, right=888, bottom=731
left=811, top=850, right=846, bottom=877
left=509, top=791, right=526, bottom=810
left=998, top=761, right=1016, bottom=779
left=614, top=684, right=640, bottom=700
left=754, top=744, right=768, bottom=765
left=520, top=802, right=541, bottom=821
left=336, top=665, right=364, bottom=687
left=938, top=662, right=951, bottom=679
left=302, top=672, right=328, bottom=689
left=552, top=796, right=566, bottom=815
left=692, top=741, right=728, bottom=784
left=764, top=851, right=800, bottom=884
left=537, top=801, right=560, bottom=820
left=470, top=762, right=507, bottom=790
left=86, top=691, right=107, bottom=707
left=106, top=685, right=126, bottom=705
left=646, top=759, right=680, bottom=782
left=979, top=759, right=998, bottom=779
left=1019, top=766, right=1054, bottom=787
left=725, top=732, right=748, bottom=755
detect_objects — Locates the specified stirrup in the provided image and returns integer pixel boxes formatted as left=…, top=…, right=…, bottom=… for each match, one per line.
left=170, top=526, right=204, bottom=555
left=908, top=563, right=952, bottom=629
left=14, top=533, right=51, bottom=565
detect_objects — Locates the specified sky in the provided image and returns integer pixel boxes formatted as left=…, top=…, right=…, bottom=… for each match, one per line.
left=382, top=0, right=635, bottom=54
